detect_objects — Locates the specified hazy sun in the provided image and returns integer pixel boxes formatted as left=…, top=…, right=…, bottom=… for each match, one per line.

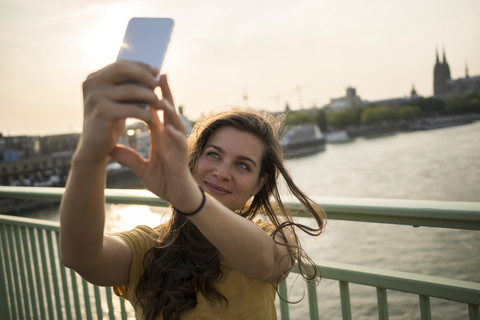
left=79, top=4, right=135, bottom=69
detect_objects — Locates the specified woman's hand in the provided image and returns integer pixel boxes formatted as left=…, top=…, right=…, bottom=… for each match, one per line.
left=61, top=60, right=163, bottom=286
left=77, top=60, right=161, bottom=164
left=109, top=74, right=201, bottom=208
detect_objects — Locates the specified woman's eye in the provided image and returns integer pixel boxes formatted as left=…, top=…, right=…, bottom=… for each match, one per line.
left=207, top=151, right=220, bottom=159
left=237, top=162, right=250, bottom=171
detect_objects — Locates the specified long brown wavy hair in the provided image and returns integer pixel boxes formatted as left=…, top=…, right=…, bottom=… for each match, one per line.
left=135, top=109, right=326, bottom=320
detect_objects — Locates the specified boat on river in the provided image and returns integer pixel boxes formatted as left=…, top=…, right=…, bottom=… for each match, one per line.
left=324, top=130, right=351, bottom=144
left=280, top=124, right=326, bottom=158
left=407, top=114, right=475, bottom=130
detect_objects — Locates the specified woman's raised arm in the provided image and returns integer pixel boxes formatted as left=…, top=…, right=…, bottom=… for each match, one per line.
left=59, top=61, right=161, bottom=286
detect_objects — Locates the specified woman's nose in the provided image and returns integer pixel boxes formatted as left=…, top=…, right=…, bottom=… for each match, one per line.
left=213, top=162, right=231, bottom=180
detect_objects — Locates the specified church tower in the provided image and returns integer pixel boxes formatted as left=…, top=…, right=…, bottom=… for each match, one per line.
left=433, top=48, right=451, bottom=97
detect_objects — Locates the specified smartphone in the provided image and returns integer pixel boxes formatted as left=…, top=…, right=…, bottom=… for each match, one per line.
left=116, top=18, right=174, bottom=108
left=117, top=17, right=174, bottom=79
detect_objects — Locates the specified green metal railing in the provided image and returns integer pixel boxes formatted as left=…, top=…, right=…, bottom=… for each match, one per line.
left=0, top=213, right=129, bottom=320
left=1, top=186, right=480, bottom=320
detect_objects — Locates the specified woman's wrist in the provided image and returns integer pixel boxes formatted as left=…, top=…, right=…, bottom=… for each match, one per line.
left=72, top=140, right=110, bottom=166
left=174, top=186, right=206, bottom=216
left=171, top=181, right=206, bottom=216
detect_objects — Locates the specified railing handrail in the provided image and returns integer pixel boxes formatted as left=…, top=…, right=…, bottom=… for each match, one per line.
left=1, top=186, right=480, bottom=230
left=305, top=261, right=480, bottom=305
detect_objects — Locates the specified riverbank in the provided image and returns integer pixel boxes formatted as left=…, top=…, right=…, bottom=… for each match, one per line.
left=345, top=113, right=477, bottom=139
left=0, top=167, right=143, bottom=215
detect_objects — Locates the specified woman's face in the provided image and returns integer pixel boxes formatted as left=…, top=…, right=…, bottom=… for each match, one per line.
left=194, top=126, right=266, bottom=211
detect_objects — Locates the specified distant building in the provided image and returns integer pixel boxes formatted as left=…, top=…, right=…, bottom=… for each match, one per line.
left=327, top=87, right=363, bottom=111
left=356, top=85, right=420, bottom=111
left=0, top=133, right=79, bottom=186
left=433, top=49, right=480, bottom=99
left=178, top=105, right=193, bottom=135
left=324, top=86, right=417, bottom=112
left=322, top=48, right=479, bottom=113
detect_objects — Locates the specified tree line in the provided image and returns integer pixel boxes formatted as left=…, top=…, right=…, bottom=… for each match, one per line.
left=283, top=92, right=480, bottom=131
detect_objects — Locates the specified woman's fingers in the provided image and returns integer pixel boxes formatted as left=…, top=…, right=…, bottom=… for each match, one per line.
left=158, top=74, right=174, bottom=105
left=153, top=75, right=187, bottom=134
left=83, top=62, right=164, bottom=124
left=108, top=60, right=158, bottom=88
left=110, top=145, right=147, bottom=177
left=83, top=95, right=154, bottom=125
left=109, top=83, right=162, bottom=108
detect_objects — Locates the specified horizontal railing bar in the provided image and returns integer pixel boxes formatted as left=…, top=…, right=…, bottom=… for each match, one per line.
left=305, top=196, right=480, bottom=230
left=297, top=261, right=480, bottom=305
left=0, top=214, right=60, bottom=231
left=0, top=186, right=170, bottom=207
left=1, top=186, right=480, bottom=230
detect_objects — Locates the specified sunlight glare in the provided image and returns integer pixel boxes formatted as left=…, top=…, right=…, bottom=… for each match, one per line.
left=105, top=204, right=171, bottom=233
left=79, top=3, right=135, bottom=69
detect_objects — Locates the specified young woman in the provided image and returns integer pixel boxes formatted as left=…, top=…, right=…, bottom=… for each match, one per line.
left=60, top=60, right=325, bottom=320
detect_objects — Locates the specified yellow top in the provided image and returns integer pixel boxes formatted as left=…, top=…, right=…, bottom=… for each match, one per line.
left=113, top=222, right=278, bottom=319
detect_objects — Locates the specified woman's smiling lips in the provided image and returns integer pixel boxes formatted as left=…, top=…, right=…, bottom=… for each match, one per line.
left=203, top=181, right=231, bottom=195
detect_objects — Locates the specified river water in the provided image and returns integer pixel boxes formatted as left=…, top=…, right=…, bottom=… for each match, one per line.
left=281, top=121, right=480, bottom=320
left=25, top=121, right=480, bottom=319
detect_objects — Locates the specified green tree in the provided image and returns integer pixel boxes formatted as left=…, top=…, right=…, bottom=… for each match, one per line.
left=315, top=109, right=328, bottom=133
left=397, top=105, right=423, bottom=120
left=326, top=109, right=356, bottom=129
left=361, top=106, right=396, bottom=124
left=446, top=92, right=480, bottom=114
left=412, top=97, right=446, bottom=115
left=283, top=111, right=315, bottom=126
left=467, top=97, right=480, bottom=113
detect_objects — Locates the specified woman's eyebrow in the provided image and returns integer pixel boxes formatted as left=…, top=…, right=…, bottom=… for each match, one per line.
left=207, top=144, right=258, bottom=168
left=238, top=155, right=258, bottom=168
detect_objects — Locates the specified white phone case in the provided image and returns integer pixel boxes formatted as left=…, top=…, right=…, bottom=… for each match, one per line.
left=117, top=17, right=174, bottom=74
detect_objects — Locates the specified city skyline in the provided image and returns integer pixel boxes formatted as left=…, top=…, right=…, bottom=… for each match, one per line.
left=1, top=0, right=479, bottom=135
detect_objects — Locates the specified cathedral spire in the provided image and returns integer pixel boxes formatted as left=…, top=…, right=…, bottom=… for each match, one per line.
left=411, top=84, right=418, bottom=100
left=442, top=47, right=451, bottom=80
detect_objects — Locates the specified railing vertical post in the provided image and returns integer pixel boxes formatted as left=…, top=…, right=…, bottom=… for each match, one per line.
left=339, top=281, right=352, bottom=320
left=120, top=298, right=128, bottom=320
left=307, top=280, right=320, bottom=320
left=47, top=230, right=63, bottom=318
left=106, top=287, right=116, bottom=320
left=0, top=224, right=12, bottom=320
left=376, top=287, right=389, bottom=320
left=56, top=232, right=73, bottom=320
left=29, top=228, right=47, bottom=319
left=20, top=226, right=36, bottom=319
left=7, top=224, right=23, bottom=319
left=70, top=269, right=82, bottom=320
left=0, top=270, right=9, bottom=320
left=82, top=278, right=94, bottom=320
left=469, top=304, right=480, bottom=320
left=419, top=294, right=431, bottom=320
left=278, top=280, right=290, bottom=320
left=14, top=226, right=32, bottom=319
left=94, top=285, right=103, bottom=319
left=0, top=262, right=9, bottom=320
left=38, top=228, right=55, bottom=320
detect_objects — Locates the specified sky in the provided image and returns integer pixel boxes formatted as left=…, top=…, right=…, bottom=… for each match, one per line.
left=1, top=0, right=479, bottom=136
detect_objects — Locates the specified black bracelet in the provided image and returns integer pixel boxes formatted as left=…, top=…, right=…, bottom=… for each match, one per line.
left=174, top=186, right=206, bottom=216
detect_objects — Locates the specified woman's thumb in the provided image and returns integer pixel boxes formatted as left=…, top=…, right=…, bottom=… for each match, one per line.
left=109, top=145, right=146, bottom=176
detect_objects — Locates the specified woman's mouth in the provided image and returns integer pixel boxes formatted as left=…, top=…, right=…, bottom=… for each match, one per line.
left=204, top=181, right=231, bottom=195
